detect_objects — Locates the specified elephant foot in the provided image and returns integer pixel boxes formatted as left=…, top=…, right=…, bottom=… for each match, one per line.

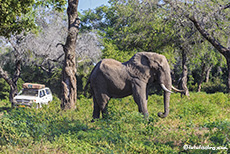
left=143, top=112, right=149, bottom=118
left=91, top=116, right=100, bottom=122
left=158, top=112, right=168, bottom=118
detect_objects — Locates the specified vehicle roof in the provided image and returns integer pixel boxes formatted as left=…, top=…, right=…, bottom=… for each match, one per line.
left=22, top=83, right=45, bottom=89
left=23, top=87, right=50, bottom=90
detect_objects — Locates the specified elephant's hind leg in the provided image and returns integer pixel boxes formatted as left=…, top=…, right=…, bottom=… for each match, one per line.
left=93, top=92, right=110, bottom=119
left=102, top=103, right=109, bottom=118
left=93, top=96, right=100, bottom=119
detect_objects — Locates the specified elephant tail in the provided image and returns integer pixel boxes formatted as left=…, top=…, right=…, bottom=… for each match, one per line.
left=84, top=61, right=101, bottom=98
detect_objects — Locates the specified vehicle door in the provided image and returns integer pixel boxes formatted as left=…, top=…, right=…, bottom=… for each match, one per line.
left=39, top=89, right=47, bottom=104
left=45, top=88, right=53, bottom=102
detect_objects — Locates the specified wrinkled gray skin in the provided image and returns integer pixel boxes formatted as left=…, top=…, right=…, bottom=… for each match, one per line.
left=85, top=52, right=175, bottom=120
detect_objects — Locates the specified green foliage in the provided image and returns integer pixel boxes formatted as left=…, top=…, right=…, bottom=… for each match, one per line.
left=16, top=78, right=24, bottom=92
left=0, top=78, right=10, bottom=99
left=101, top=41, right=136, bottom=62
left=0, top=0, right=66, bottom=37
left=35, top=0, right=66, bottom=12
left=80, top=0, right=177, bottom=62
left=77, top=62, right=95, bottom=97
left=0, top=0, right=36, bottom=37
left=205, top=120, right=230, bottom=146
left=46, top=68, right=62, bottom=97
left=201, top=78, right=227, bottom=93
left=0, top=93, right=229, bottom=153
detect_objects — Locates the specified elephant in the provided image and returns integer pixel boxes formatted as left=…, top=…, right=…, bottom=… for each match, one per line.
left=84, top=52, right=183, bottom=120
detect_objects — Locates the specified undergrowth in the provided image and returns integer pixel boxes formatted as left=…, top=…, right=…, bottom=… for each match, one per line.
left=0, top=93, right=229, bottom=153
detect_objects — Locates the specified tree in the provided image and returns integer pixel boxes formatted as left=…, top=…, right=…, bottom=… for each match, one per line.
left=0, top=0, right=36, bottom=38
left=0, top=0, right=36, bottom=106
left=165, top=0, right=230, bottom=92
left=76, top=33, right=102, bottom=64
left=61, top=0, right=80, bottom=110
left=24, top=8, right=67, bottom=74
left=193, top=43, right=221, bottom=92
left=189, top=14, right=230, bottom=93
left=0, top=35, right=27, bottom=106
left=0, top=78, right=10, bottom=99
left=0, top=0, right=66, bottom=38
left=0, top=61, right=21, bottom=106
left=178, top=46, right=190, bottom=96
left=80, top=0, right=177, bottom=56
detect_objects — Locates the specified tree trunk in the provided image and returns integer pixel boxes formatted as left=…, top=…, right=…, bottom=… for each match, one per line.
left=9, top=85, right=18, bottom=107
left=205, top=65, right=212, bottom=83
left=0, top=59, right=21, bottom=108
left=179, top=47, right=190, bottom=97
left=197, top=64, right=206, bottom=92
left=227, top=58, right=230, bottom=93
left=61, top=0, right=80, bottom=110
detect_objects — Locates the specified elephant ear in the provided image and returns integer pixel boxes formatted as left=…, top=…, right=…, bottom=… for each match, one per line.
left=140, top=54, right=150, bottom=66
left=148, top=53, right=166, bottom=71
left=126, top=52, right=151, bottom=81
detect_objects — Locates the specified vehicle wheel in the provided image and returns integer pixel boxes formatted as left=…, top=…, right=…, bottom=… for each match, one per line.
left=36, top=103, right=42, bottom=109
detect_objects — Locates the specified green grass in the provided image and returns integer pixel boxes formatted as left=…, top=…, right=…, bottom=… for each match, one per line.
left=0, top=93, right=230, bottom=153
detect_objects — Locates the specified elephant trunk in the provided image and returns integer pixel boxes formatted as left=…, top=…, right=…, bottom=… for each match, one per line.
left=158, top=91, right=170, bottom=118
left=158, top=69, right=171, bottom=118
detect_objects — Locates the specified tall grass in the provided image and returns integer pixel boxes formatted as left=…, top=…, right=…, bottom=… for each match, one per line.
left=0, top=93, right=229, bottom=153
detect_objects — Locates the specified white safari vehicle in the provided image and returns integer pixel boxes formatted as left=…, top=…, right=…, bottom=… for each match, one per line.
left=14, top=83, right=53, bottom=108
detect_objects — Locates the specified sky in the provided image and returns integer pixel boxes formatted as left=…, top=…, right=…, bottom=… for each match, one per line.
left=78, top=0, right=109, bottom=12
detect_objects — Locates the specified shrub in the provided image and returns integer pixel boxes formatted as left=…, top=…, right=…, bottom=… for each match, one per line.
left=0, top=78, right=10, bottom=100
left=201, top=78, right=227, bottom=93
left=204, top=120, right=230, bottom=147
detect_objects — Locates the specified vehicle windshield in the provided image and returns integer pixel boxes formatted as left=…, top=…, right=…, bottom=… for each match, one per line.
left=19, top=88, right=38, bottom=96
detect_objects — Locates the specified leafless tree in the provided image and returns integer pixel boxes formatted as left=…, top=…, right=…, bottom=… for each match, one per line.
left=76, top=33, right=102, bottom=64
left=24, top=8, right=101, bottom=74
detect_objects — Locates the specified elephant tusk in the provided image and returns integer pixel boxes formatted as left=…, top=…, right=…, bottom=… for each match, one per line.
left=160, top=84, right=173, bottom=93
left=171, top=86, right=185, bottom=93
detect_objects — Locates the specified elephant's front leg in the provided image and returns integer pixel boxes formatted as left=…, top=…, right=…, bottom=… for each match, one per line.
left=132, top=80, right=149, bottom=117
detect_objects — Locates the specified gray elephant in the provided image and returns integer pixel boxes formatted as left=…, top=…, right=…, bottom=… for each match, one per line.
left=84, top=52, right=183, bottom=120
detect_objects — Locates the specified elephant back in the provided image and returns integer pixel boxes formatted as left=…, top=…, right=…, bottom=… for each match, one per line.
left=125, top=52, right=153, bottom=82
left=99, top=59, right=124, bottom=72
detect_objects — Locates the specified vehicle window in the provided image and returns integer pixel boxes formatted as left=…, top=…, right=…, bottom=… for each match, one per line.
left=39, top=90, right=46, bottom=97
left=45, top=89, right=50, bottom=95
left=20, top=89, right=38, bottom=96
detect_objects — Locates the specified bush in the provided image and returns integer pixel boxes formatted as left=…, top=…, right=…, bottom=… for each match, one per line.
left=201, top=78, right=227, bottom=93
left=0, top=78, right=10, bottom=99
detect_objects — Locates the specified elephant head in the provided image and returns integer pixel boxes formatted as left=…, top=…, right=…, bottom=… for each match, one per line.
left=126, top=52, right=179, bottom=118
